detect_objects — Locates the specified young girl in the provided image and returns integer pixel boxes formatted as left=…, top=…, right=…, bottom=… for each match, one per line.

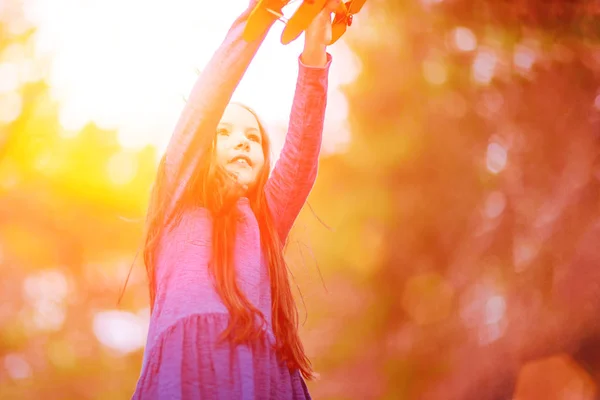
left=132, top=0, right=336, bottom=398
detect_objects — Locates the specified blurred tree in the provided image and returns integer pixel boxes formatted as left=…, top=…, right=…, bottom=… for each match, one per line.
left=301, top=0, right=600, bottom=399
left=2, top=0, right=600, bottom=399
left=0, top=2, right=156, bottom=398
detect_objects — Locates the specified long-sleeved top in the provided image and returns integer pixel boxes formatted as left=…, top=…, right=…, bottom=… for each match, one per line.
left=132, top=2, right=331, bottom=399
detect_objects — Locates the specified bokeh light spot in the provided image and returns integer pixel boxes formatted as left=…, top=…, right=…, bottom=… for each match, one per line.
left=3, top=353, right=32, bottom=380
left=421, top=0, right=444, bottom=6
left=514, top=44, right=536, bottom=72
left=478, top=320, right=506, bottom=345
left=594, top=93, right=600, bottom=110
left=23, top=270, right=69, bottom=304
left=483, top=191, right=506, bottom=219
left=484, top=295, right=506, bottom=325
left=513, top=237, right=540, bottom=273
left=32, top=300, right=66, bottom=332
left=93, top=310, right=148, bottom=354
left=453, top=27, right=477, bottom=52
left=473, top=49, right=497, bottom=84
left=459, top=283, right=507, bottom=343
left=486, top=142, right=507, bottom=174
left=23, top=270, right=69, bottom=332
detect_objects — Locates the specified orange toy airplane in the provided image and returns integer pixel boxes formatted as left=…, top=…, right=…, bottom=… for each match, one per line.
left=243, top=0, right=366, bottom=45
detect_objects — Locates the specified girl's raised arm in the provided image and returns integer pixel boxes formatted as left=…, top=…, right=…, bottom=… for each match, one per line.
left=161, top=1, right=271, bottom=223
left=264, top=4, right=334, bottom=242
left=264, top=56, right=331, bottom=242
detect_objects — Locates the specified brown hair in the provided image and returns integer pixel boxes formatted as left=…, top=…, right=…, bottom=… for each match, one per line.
left=142, top=103, right=314, bottom=379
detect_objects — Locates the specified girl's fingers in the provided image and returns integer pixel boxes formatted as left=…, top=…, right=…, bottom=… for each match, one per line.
left=323, top=0, right=340, bottom=13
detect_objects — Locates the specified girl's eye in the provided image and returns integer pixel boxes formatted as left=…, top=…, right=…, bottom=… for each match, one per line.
left=249, top=134, right=260, bottom=143
left=217, top=128, right=229, bottom=136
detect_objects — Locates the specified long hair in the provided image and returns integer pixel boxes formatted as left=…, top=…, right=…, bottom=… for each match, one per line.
left=142, top=103, right=314, bottom=379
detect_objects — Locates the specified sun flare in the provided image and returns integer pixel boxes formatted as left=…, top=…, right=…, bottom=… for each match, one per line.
left=26, top=0, right=361, bottom=157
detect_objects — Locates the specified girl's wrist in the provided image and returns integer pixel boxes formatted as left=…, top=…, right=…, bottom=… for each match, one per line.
left=301, top=43, right=327, bottom=67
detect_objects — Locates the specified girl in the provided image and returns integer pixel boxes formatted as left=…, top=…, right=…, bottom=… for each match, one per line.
left=132, top=0, right=336, bottom=398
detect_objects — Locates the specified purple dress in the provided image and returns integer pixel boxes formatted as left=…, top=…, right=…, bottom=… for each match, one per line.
left=131, top=2, right=331, bottom=399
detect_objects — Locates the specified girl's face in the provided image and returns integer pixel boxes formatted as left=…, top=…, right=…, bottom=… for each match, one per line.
left=215, top=103, right=265, bottom=187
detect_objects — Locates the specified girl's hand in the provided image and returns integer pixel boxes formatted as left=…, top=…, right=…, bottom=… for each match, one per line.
left=301, top=0, right=339, bottom=66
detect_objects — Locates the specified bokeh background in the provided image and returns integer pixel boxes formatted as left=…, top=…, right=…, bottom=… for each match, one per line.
left=2, top=0, right=600, bottom=399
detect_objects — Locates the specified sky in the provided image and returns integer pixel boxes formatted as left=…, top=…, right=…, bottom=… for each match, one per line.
left=25, top=0, right=362, bottom=157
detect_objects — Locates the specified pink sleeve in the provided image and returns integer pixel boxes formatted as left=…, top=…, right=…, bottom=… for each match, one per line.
left=162, top=2, right=272, bottom=224
left=265, top=54, right=332, bottom=242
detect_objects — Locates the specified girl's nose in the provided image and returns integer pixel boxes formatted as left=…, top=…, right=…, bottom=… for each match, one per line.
left=234, top=134, right=250, bottom=150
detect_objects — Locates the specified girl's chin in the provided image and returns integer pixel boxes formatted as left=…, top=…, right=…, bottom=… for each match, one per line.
left=224, top=165, right=254, bottom=186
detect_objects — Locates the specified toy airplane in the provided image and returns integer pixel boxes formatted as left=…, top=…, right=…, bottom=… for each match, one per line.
left=328, top=0, right=366, bottom=45
left=243, top=0, right=366, bottom=45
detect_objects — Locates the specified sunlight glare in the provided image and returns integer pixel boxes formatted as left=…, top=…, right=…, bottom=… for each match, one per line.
left=58, top=99, right=90, bottom=134
left=27, top=0, right=357, bottom=157
left=3, top=43, right=26, bottom=62
left=0, top=92, right=22, bottom=124
left=1, top=42, right=45, bottom=84
left=107, top=151, right=138, bottom=186
left=0, top=62, right=20, bottom=93
left=5, top=5, right=30, bottom=36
